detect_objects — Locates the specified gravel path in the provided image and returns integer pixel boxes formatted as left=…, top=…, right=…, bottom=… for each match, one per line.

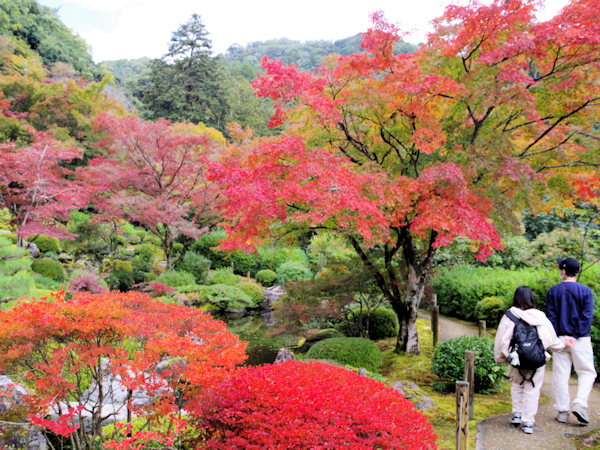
left=418, top=310, right=600, bottom=449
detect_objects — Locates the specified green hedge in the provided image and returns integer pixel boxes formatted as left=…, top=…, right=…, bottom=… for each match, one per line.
left=276, top=261, right=313, bottom=282
left=196, top=284, right=255, bottom=310
left=431, top=335, right=507, bottom=393
left=237, top=282, right=264, bottom=305
left=32, top=235, right=60, bottom=254
left=351, top=307, right=399, bottom=340
left=157, top=270, right=196, bottom=288
left=31, top=258, right=65, bottom=282
left=305, top=337, right=382, bottom=373
left=256, top=269, right=277, bottom=286
left=209, top=269, right=240, bottom=286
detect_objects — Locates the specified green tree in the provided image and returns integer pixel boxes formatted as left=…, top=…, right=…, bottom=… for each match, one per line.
left=142, top=14, right=228, bottom=131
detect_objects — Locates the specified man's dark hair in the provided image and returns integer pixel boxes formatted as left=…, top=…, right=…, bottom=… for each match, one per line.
left=513, top=285, right=536, bottom=310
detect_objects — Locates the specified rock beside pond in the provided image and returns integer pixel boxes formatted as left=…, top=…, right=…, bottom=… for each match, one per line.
left=274, top=348, right=295, bottom=363
left=224, top=307, right=247, bottom=315
left=390, top=380, right=435, bottom=412
left=0, top=376, right=47, bottom=450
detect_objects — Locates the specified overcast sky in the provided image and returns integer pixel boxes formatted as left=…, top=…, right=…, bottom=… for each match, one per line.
left=38, top=0, right=571, bottom=63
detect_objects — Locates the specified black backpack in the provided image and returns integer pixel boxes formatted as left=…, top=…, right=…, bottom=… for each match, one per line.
left=505, top=310, right=547, bottom=387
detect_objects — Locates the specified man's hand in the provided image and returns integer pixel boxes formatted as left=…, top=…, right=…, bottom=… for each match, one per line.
left=561, top=336, right=577, bottom=348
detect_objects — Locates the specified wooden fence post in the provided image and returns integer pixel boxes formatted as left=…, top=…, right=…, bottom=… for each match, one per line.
left=432, top=293, right=437, bottom=308
left=456, top=381, right=469, bottom=450
left=432, top=306, right=439, bottom=348
left=464, top=351, right=475, bottom=418
left=479, top=320, right=486, bottom=338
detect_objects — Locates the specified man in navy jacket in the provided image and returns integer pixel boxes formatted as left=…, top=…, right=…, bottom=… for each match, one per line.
left=546, top=257, right=596, bottom=425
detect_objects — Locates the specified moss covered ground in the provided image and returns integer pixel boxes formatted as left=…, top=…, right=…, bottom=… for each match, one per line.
left=378, top=318, right=512, bottom=449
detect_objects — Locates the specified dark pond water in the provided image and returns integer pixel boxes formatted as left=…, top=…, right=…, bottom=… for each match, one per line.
left=219, top=313, right=299, bottom=366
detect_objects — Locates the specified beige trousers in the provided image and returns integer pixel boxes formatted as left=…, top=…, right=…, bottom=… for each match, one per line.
left=510, top=365, right=546, bottom=424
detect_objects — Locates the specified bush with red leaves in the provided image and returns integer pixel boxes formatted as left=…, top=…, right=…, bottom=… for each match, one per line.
left=200, top=360, right=437, bottom=449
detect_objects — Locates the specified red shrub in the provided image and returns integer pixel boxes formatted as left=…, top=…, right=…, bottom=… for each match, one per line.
left=200, top=360, right=437, bottom=449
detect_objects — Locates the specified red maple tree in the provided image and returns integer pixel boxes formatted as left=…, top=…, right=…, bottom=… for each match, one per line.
left=210, top=0, right=600, bottom=354
left=0, top=126, right=87, bottom=244
left=82, top=114, right=223, bottom=268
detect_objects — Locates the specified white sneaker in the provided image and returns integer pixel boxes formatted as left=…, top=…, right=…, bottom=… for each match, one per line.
left=522, top=422, right=533, bottom=434
left=511, top=413, right=522, bottom=425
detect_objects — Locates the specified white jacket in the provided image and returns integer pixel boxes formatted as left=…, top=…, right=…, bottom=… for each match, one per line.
left=494, top=306, right=565, bottom=365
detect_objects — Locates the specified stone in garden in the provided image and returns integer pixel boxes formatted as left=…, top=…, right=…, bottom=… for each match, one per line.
left=224, top=307, right=247, bottom=315
left=274, top=348, right=294, bottom=363
left=390, top=380, right=435, bottom=412
left=27, top=242, right=39, bottom=258
left=0, top=376, right=47, bottom=450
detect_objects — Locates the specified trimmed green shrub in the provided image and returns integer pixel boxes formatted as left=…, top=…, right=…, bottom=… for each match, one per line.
left=230, top=251, right=258, bottom=276
left=32, top=235, right=60, bottom=254
left=196, top=284, right=255, bottom=310
left=105, top=270, right=135, bottom=292
left=134, top=243, right=157, bottom=264
left=305, top=337, right=383, bottom=373
left=237, top=282, right=264, bottom=305
left=276, top=261, right=312, bottom=282
left=256, top=269, right=278, bottom=287
left=173, top=243, right=184, bottom=253
left=157, top=270, right=196, bottom=288
left=475, top=296, right=504, bottom=327
left=117, top=235, right=127, bottom=247
left=114, top=260, right=133, bottom=273
left=431, top=335, right=507, bottom=393
left=31, top=258, right=65, bottom=282
left=175, top=251, right=211, bottom=284
left=145, top=272, right=157, bottom=282
left=257, top=246, right=309, bottom=272
left=352, top=307, right=399, bottom=340
left=144, top=235, right=162, bottom=246
left=191, top=229, right=259, bottom=275
left=127, top=235, right=141, bottom=245
left=298, top=329, right=345, bottom=353
left=132, top=230, right=146, bottom=239
left=209, top=269, right=240, bottom=286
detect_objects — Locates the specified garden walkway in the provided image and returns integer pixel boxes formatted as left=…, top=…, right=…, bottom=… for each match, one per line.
left=419, top=310, right=600, bottom=449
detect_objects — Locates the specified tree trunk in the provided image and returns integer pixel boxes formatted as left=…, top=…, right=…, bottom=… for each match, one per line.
left=393, top=262, right=427, bottom=355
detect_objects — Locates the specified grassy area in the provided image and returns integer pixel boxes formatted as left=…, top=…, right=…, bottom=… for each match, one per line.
left=377, top=318, right=512, bottom=449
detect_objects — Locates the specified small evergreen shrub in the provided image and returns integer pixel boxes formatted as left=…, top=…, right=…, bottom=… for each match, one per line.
left=105, top=270, right=135, bottom=292
left=475, top=296, right=504, bottom=327
left=134, top=243, right=157, bottom=264
left=256, top=269, right=278, bottom=286
left=431, top=335, right=507, bottom=393
left=276, top=261, right=313, bottom=282
left=305, top=337, right=383, bottom=372
left=237, top=282, right=264, bottom=305
left=144, top=235, right=162, bottom=246
left=257, top=246, right=309, bottom=271
left=4, top=234, right=17, bottom=245
left=298, top=329, right=345, bottom=353
left=132, top=230, right=146, bottom=239
left=157, top=270, right=196, bottom=288
left=196, top=284, right=255, bottom=310
left=200, top=361, right=436, bottom=449
left=127, top=235, right=141, bottom=245
left=117, top=235, right=127, bottom=247
left=173, top=243, right=184, bottom=253
left=32, top=235, right=60, bottom=254
left=113, top=260, right=133, bottom=273
left=31, top=258, right=65, bottom=282
left=351, top=307, right=399, bottom=340
left=175, top=251, right=211, bottom=284
left=209, top=269, right=240, bottom=286
left=144, top=272, right=157, bottom=282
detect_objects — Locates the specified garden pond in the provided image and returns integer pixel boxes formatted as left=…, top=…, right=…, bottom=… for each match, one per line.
left=219, top=312, right=299, bottom=365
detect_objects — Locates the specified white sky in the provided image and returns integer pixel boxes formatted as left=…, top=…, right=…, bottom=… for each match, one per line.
left=39, top=0, right=571, bottom=63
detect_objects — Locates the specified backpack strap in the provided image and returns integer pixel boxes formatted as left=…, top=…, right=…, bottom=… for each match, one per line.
left=505, top=309, right=519, bottom=324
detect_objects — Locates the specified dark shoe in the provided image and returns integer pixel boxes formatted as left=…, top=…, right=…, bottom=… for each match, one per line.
left=511, top=413, right=522, bottom=425
left=557, top=411, right=569, bottom=423
left=573, top=405, right=589, bottom=424
left=522, top=422, right=533, bottom=434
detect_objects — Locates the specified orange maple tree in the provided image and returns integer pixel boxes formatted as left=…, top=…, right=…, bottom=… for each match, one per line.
left=210, top=0, right=600, bottom=354
left=0, top=290, right=246, bottom=448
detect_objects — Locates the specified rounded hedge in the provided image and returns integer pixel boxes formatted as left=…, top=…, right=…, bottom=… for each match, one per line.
left=305, top=337, right=382, bottom=373
left=208, top=269, right=239, bottom=286
left=276, top=261, right=312, bottom=282
left=175, top=251, right=211, bottom=284
left=156, top=270, right=196, bottom=288
left=33, top=235, right=60, bottom=254
left=237, top=282, right=264, bottom=305
left=298, top=328, right=345, bottom=353
left=352, top=307, right=399, bottom=340
left=256, top=269, right=277, bottom=286
left=431, top=335, right=507, bottom=393
left=475, top=296, right=504, bottom=327
left=31, top=258, right=65, bottom=282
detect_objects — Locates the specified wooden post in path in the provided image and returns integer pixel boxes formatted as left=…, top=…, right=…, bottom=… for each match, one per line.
left=464, top=351, right=475, bottom=418
left=431, top=293, right=437, bottom=308
left=479, top=320, right=486, bottom=338
left=456, top=381, right=469, bottom=450
left=432, top=306, right=439, bottom=348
